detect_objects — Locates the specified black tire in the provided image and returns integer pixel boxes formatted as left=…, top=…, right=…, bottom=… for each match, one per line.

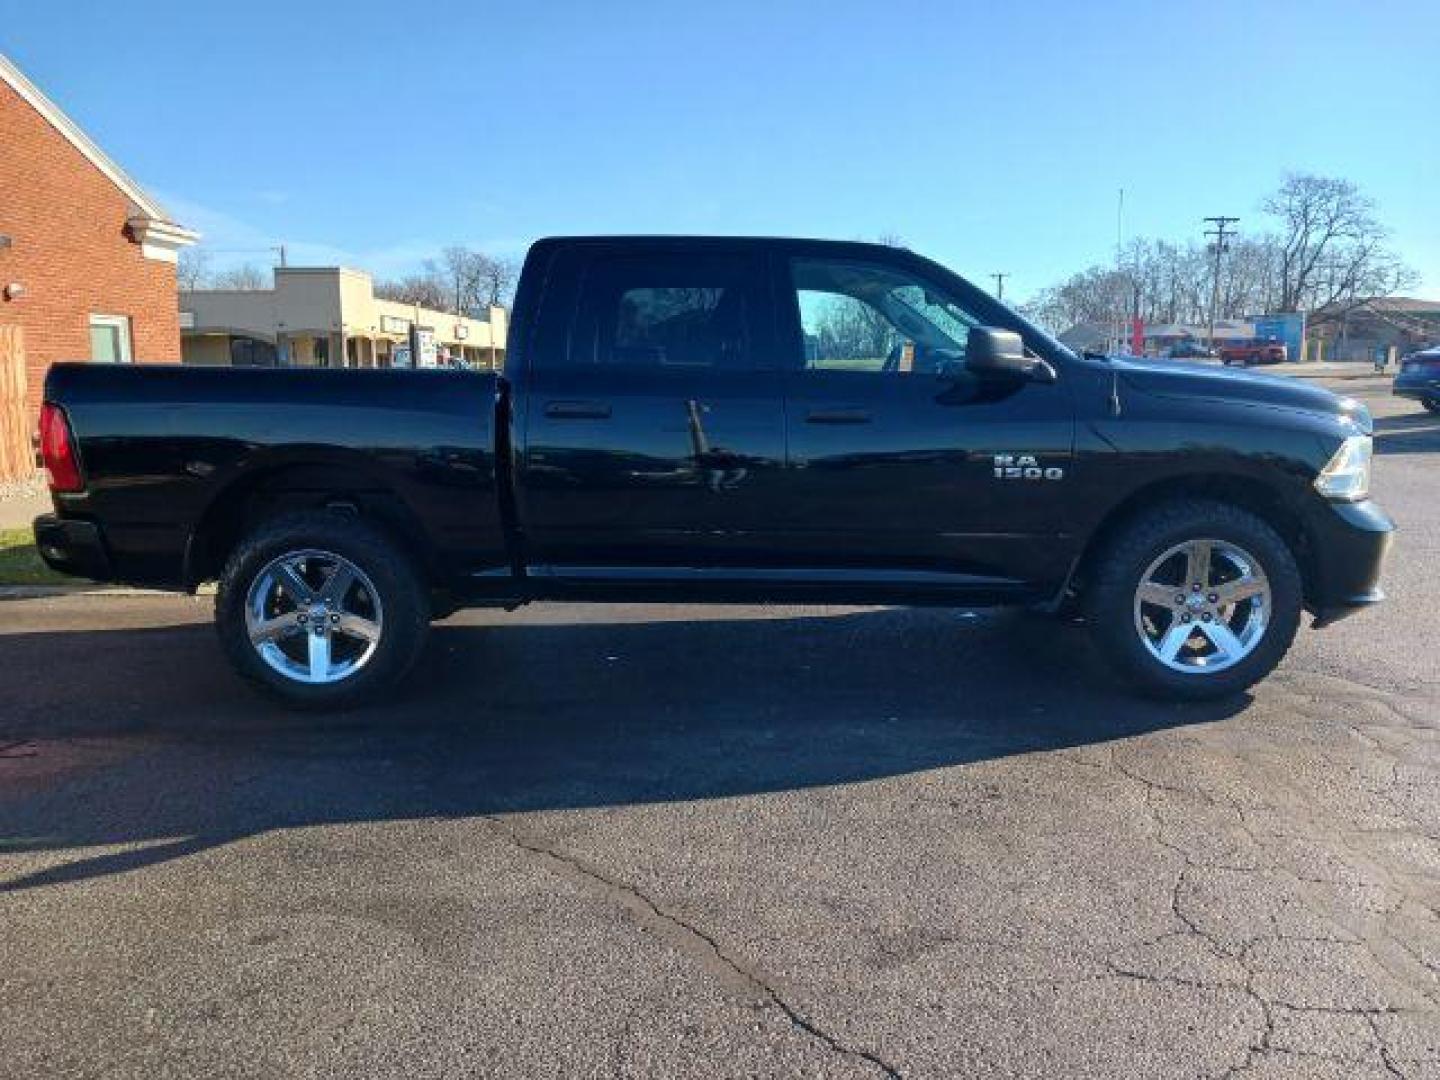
left=1084, top=500, right=1302, bottom=701
left=215, top=510, right=430, bottom=709
left=1424, top=398, right=1440, bottom=414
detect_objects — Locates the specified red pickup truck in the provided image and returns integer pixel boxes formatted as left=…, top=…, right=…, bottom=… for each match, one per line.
left=1220, top=338, right=1288, bottom=366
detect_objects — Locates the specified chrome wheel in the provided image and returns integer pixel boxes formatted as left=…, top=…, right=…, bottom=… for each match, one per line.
left=244, top=549, right=383, bottom=685
left=1132, top=538, right=1270, bottom=675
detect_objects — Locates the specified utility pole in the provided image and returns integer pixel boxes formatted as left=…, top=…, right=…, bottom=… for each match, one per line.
left=990, top=272, right=1009, bottom=301
left=1132, top=279, right=1143, bottom=355
left=1204, top=216, right=1239, bottom=348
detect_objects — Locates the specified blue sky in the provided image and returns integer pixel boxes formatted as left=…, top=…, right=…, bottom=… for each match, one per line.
left=4, top=0, right=1437, bottom=300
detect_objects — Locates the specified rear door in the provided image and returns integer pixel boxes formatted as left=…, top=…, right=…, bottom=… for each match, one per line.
left=517, top=244, right=790, bottom=573
left=775, top=250, right=1076, bottom=589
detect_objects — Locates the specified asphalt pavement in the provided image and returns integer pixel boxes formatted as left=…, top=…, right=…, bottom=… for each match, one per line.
left=2, top=375, right=1437, bottom=1078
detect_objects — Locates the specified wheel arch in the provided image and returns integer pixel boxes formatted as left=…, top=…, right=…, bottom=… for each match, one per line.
left=183, top=450, right=438, bottom=589
left=1068, top=472, right=1316, bottom=606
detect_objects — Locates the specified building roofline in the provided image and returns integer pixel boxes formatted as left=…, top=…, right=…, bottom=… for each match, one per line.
left=274, top=266, right=373, bottom=278
left=0, top=50, right=194, bottom=236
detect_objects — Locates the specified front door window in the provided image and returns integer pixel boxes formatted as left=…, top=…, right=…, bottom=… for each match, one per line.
left=792, top=258, right=978, bottom=375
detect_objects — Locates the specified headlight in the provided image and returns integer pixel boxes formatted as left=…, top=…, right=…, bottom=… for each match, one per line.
left=1314, top=435, right=1372, bottom=502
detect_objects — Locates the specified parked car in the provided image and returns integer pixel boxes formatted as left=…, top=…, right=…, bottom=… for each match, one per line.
left=1220, top=338, right=1288, bottom=366
left=1393, top=347, right=1440, bottom=413
left=1165, top=340, right=1216, bottom=360
left=33, top=236, right=1392, bottom=707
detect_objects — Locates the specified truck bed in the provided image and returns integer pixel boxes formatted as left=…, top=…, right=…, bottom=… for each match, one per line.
left=40, top=363, right=510, bottom=589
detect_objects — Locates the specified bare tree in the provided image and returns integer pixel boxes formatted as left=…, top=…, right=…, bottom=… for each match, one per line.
left=177, top=248, right=212, bottom=291
left=210, top=263, right=270, bottom=290
left=1025, top=172, right=1415, bottom=336
left=437, top=247, right=482, bottom=315
left=394, top=248, right=519, bottom=315
left=475, top=255, right=518, bottom=309
left=377, top=248, right=522, bottom=315
left=374, top=271, right=451, bottom=311
left=1220, top=238, right=1280, bottom=318
left=1022, top=265, right=1133, bottom=333
left=1262, top=173, right=1415, bottom=315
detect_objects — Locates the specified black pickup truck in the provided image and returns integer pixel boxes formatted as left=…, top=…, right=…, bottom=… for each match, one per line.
left=34, top=236, right=1392, bottom=707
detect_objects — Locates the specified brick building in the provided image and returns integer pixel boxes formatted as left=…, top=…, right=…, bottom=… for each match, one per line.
left=0, top=52, right=196, bottom=478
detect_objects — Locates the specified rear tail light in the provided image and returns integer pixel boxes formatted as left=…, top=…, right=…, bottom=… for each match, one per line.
left=39, top=402, right=84, bottom=493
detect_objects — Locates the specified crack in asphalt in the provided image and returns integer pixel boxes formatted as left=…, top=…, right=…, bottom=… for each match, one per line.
left=474, top=694, right=1434, bottom=1079
left=1110, top=750, right=1247, bottom=956
left=473, top=669, right=1433, bottom=1079
left=483, top=814, right=904, bottom=1079
left=1104, top=735, right=1435, bottom=1080
left=1367, top=1013, right=1408, bottom=1079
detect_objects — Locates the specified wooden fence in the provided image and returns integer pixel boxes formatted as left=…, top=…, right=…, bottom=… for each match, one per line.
left=0, top=325, right=33, bottom=483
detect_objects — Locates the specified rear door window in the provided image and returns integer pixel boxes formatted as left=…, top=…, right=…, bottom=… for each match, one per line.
left=569, top=253, right=763, bottom=370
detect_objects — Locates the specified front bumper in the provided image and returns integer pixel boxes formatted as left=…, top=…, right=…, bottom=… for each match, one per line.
left=32, top=514, right=114, bottom=582
left=1302, top=499, right=1393, bottom=628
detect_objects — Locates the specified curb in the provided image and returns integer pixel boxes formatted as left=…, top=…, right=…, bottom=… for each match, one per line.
left=1283, top=371, right=1386, bottom=381
left=0, top=585, right=214, bottom=601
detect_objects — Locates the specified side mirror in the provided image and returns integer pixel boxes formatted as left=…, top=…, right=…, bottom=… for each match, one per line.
left=965, top=327, right=1044, bottom=380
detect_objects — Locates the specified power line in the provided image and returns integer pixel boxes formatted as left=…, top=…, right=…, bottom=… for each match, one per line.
left=1203, top=216, right=1239, bottom=347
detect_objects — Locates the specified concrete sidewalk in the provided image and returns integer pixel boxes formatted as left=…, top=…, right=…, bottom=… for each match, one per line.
left=1271, top=360, right=1391, bottom=380
left=1190, top=358, right=1387, bottom=380
left=0, top=484, right=48, bottom=531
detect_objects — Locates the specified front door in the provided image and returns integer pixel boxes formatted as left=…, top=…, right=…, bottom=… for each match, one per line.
left=518, top=247, right=789, bottom=574
left=776, top=252, right=1076, bottom=590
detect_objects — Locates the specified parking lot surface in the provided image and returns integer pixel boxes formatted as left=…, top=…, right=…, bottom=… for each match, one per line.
left=2, top=375, right=1438, bottom=1078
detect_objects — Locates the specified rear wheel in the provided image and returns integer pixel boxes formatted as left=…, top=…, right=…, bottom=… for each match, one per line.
left=1424, top=398, right=1440, bottom=414
left=216, top=511, right=430, bottom=709
left=1084, top=500, right=1302, bottom=700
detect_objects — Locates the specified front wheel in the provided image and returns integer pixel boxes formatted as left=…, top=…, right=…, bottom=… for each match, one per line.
left=1084, top=500, right=1302, bottom=700
left=215, top=511, right=430, bottom=709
